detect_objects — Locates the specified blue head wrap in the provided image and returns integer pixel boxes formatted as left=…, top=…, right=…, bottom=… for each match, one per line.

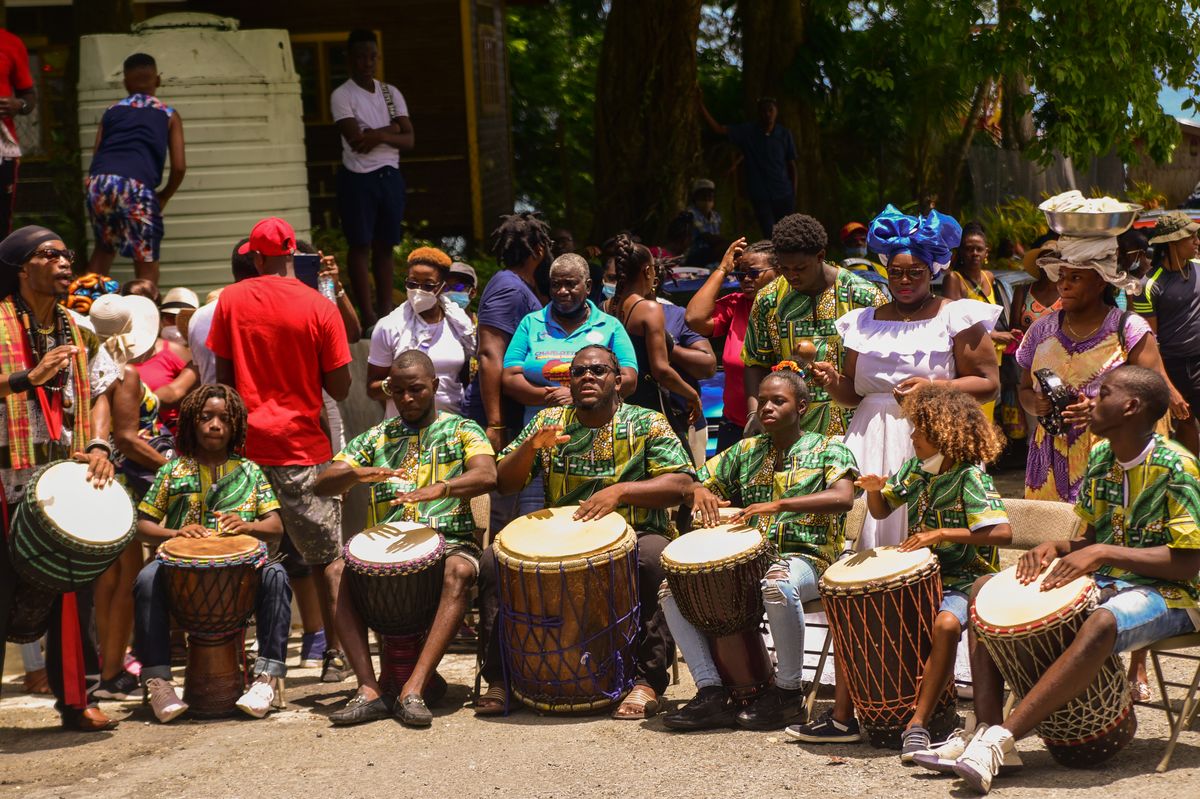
left=867, top=204, right=963, bottom=275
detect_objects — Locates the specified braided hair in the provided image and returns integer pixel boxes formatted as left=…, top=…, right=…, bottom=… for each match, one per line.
left=762, top=363, right=810, bottom=405
left=490, top=212, right=552, bottom=270
left=607, top=232, right=653, bottom=313
left=176, top=384, right=248, bottom=458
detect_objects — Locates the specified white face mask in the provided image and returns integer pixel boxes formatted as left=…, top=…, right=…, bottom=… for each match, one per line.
left=161, top=324, right=185, bottom=345
left=919, top=452, right=945, bottom=474
left=407, top=289, right=439, bottom=314
left=845, top=245, right=868, bottom=258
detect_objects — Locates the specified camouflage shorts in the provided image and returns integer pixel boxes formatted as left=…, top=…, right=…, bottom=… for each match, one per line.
left=261, top=463, right=342, bottom=566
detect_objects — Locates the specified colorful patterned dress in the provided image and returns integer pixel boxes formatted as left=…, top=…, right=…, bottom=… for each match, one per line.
left=503, top=403, right=695, bottom=536
left=698, top=431, right=859, bottom=571
left=1015, top=308, right=1151, bottom=503
left=742, top=268, right=886, bottom=436
left=334, top=411, right=494, bottom=546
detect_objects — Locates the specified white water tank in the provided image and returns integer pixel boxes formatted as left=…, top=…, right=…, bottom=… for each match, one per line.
left=77, top=13, right=310, bottom=293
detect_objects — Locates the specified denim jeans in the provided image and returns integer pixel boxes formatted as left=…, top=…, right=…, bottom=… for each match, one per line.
left=1096, top=577, right=1200, bottom=653
left=661, top=554, right=820, bottom=691
left=134, top=559, right=292, bottom=681
left=516, top=473, right=545, bottom=517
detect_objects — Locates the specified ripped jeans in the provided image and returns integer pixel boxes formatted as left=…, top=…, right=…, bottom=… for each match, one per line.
left=661, top=555, right=820, bottom=691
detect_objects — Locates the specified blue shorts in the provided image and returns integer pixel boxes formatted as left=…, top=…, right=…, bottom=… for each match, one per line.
left=337, top=165, right=406, bottom=247
left=1094, top=577, right=1199, bottom=653
left=85, top=173, right=163, bottom=261
left=940, top=589, right=970, bottom=627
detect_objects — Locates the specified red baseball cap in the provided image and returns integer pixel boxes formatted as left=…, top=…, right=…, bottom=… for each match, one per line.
left=839, top=222, right=867, bottom=243
left=237, top=217, right=296, bottom=257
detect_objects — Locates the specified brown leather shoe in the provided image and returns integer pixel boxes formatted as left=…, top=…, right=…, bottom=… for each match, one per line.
left=61, top=706, right=118, bottom=732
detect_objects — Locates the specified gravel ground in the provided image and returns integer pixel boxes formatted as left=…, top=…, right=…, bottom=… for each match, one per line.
left=2, top=642, right=1198, bottom=799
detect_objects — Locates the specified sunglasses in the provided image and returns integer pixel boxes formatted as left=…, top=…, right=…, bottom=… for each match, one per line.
left=445, top=280, right=472, bottom=292
left=569, top=364, right=614, bottom=378
left=32, top=247, right=75, bottom=264
left=404, top=279, right=443, bottom=292
left=733, top=268, right=772, bottom=281
left=886, top=267, right=926, bottom=281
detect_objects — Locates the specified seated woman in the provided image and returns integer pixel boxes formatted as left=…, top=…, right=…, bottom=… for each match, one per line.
left=852, top=384, right=1011, bottom=762
left=367, top=247, right=476, bottom=415
left=133, top=384, right=287, bottom=723
left=663, top=363, right=857, bottom=731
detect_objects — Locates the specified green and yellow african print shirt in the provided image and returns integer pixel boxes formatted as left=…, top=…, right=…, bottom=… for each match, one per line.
left=741, top=268, right=886, bottom=436
left=882, top=458, right=1007, bottom=593
left=503, top=403, right=696, bottom=537
left=138, top=456, right=279, bottom=531
left=698, top=431, right=858, bottom=570
left=334, top=411, right=494, bottom=546
left=1075, top=435, right=1200, bottom=610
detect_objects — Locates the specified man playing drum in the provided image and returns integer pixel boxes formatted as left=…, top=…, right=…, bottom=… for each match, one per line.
left=316, top=350, right=496, bottom=727
left=851, top=384, right=1011, bottom=759
left=940, top=366, right=1200, bottom=794
left=664, top=362, right=858, bottom=731
left=0, top=226, right=120, bottom=731
left=477, top=344, right=697, bottom=719
left=133, top=384, right=288, bottom=722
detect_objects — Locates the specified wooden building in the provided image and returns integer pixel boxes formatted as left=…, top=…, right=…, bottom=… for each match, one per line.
left=6, top=0, right=515, bottom=247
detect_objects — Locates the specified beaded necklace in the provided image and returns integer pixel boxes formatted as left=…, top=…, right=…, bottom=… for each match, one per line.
left=13, top=292, right=69, bottom=393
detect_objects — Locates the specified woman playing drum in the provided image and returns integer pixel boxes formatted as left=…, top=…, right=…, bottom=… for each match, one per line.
left=133, top=384, right=286, bottom=723
left=849, top=384, right=1011, bottom=761
left=663, top=363, right=857, bottom=731
left=936, top=366, right=1200, bottom=794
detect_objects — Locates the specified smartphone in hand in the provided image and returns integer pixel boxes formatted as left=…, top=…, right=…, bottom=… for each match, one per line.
left=293, top=252, right=322, bottom=291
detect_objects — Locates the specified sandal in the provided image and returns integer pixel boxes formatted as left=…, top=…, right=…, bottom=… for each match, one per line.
left=396, top=693, right=433, bottom=727
left=474, top=684, right=508, bottom=717
left=612, top=685, right=660, bottom=720
left=1131, top=679, right=1152, bottom=703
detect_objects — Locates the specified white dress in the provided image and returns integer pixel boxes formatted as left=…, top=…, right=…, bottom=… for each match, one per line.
left=836, top=299, right=1000, bottom=550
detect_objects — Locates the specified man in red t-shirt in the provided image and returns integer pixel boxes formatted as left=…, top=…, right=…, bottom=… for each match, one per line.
left=208, top=217, right=354, bottom=681
left=0, top=30, right=35, bottom=235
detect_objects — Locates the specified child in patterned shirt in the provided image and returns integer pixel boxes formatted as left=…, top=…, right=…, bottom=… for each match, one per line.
left=849, top=384, right=1011, bottom=760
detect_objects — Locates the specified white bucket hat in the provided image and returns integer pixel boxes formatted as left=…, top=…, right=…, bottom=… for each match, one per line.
left=89, top=294, right=160, bottom=366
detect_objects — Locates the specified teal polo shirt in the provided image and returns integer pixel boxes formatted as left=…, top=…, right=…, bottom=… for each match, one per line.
left=503, top=300, right=637, bottom=424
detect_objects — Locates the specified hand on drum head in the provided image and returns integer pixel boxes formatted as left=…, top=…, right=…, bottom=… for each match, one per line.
left=389, top=483, right=446, bottom=506
left=30, top=345, right=78, bottom=386
left=898, top=529, right=942, bottom=552
left=175, top=524, right=212, bottom=539
left=854, top=473, right=887, bottom=492
left=729, top=501, right=779, bottom=526
left=530, top=425, right=569, bottom=450
left=1040, top=547, right=1104, bottom=591
left=690, top=485, right=730, bottom=528
left=574, top=485, right=623, bottom=521
left=1060, top=393, right=1093, bottom=428
left=354, top=466, right=402, bottom=483
left=73, top=450, right=113, bottom=487
left=1016, top=542, right=1059, bottom=585
left=214, top=512, right=251, bottom=536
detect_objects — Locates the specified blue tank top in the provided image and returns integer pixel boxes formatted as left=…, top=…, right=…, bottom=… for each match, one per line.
left=89, top=93, right=173, bottom=190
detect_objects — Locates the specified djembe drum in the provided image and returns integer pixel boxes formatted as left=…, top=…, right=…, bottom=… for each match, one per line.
left=157, top=534, right=267, bottom=717
left=661, top=522, right=775, bottom=701
left=819, top=546, right=957, bottom=748
left=495, top=506, right=640, bottom=713
left=6, top=460, right=136, bottom=642
left=343, top=522, right=446, bottom=695
left=971, top=563, right=1136, bottom=767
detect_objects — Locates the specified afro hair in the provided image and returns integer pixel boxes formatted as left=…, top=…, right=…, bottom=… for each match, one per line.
left=771, top=213, right=828, bottom=256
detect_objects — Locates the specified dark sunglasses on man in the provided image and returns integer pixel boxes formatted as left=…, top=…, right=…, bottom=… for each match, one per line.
left=569, top=364, right=614, bottom=379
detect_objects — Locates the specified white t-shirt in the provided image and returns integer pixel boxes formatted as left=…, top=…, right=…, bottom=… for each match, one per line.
left=187, top=301, right=218, bottom=384
left=330, top=78, right=409, bottom=174
left=368, top=312, right=466, bottom=416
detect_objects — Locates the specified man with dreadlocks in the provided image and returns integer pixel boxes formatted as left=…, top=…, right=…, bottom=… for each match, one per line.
left=466, top=211, right=550, bottom=532
left=132, top=383, right=288, bottom=722
left=742, top=212, right=886, bottom=437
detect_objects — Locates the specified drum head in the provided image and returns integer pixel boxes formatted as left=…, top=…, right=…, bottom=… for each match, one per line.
left=35, top=461, right=134, bottom=545
left=159, top=534, right=263, bottom=561
left=496, top=506, right=628, bottom=561
left=662, top=524, right=765, bottom=566
left=973, top=561, right=1093, bottom=629
left=821, top=545, right=935, bottom=587
left=346, top=522, right=442, bottom=565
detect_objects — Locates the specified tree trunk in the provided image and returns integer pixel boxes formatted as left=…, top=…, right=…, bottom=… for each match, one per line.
left=739, top=0, right=822, bottom=219
left=593, top=0, right=703, bottom=243
left=940, top=77, right=993, bottom=213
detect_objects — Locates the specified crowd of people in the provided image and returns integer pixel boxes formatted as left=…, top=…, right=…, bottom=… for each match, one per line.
left=0, top=28, right=1198, bottom=799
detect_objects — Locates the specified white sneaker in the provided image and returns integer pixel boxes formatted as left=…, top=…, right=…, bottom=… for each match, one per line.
left=236, top=680, right=276, bottom=719
left=953, top=725, right=1017, bottom=794
left=911, top=727, right=972, bottom=773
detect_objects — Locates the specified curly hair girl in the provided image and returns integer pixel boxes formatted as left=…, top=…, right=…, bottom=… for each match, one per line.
left=902, top=383, right=1004, bottom=465
left=175, top=384, right=248, bottom=458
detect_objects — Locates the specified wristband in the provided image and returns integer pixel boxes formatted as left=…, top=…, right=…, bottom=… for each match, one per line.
left=8, top=370, right=32, bottom=394
left=440, top=480, right=451, bottom=498
left=487, top=424, right=507, bottom=431
left=84, top=438, right=112, bottom=457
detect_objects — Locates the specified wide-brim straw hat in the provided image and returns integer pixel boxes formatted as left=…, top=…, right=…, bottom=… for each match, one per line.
left=89, top=294, right=159, bottom=363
